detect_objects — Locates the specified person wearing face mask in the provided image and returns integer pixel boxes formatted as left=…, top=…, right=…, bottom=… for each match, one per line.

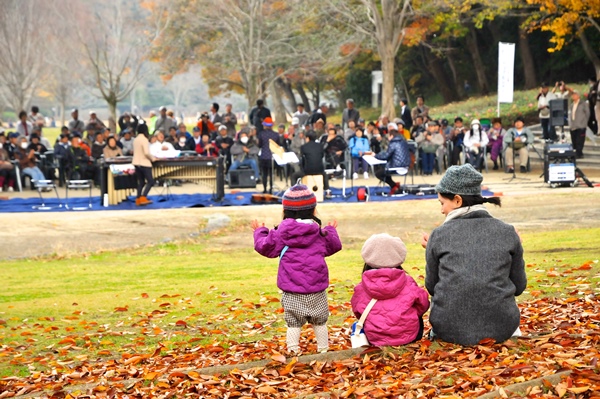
left=229, top=130, right=260, bottom=182
left=174, top=133, right=192, bottom=151
left=0, top=132, right=16, bottom=192
left=15, top=137, right=46, bottom=186
left=463, top=119, right=489, bottom=172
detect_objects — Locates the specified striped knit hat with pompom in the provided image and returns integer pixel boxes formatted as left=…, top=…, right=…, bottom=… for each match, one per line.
left=282, top=184, right=317, bottom=211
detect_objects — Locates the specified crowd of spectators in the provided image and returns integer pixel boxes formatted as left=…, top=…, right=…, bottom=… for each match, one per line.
left=1, top=80, right=598, bottom=194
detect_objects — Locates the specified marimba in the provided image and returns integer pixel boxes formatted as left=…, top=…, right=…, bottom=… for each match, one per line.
left=101, top=156, right=224, bottom=205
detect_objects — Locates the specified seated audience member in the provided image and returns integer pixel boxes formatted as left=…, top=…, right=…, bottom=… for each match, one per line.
left=91, top=131, right=106, bottom=160
left=289, top=130, right=331, bottom=196
left=65, top=135, right=93, bottom=180
left=487, top=118, right=505, bottom=170
left=120, top=129, right=134, bottom=156
left=166, top=126, right=178, bottom=144
left=229, top=130, right=260, bottom=181
left=448, top=117, right=466, bottom=166
left=423, top=164, right=526, bottom=345
left=349, top=127, right=370, bottom=179
left=351, top=234, right=429, bottom=346
left=32, top=126, right=52, bottom=149
left=174, top=132, right=193, bottom=151
left=344, top=120, right=357, bottom=142
left=54, top=133, right=71, bottom=185
left=416, top=121, right=444, bottom=175
left=0, top=133, right=16, bottom=192
left=464, top=119, right=489, bottom=172
left=370, top=127, right=387, bottom=154
left=15, top=136, right=46, bottom=185
left=103, top=136, right=123, bottom=158
left=377, top=115, right=390, bottom=137
left=27, top=133, right=48, bottom=154
left=197, top=134, right=218, bottom=157
left=190, top=126, right=203, bottom=153
left=321, top=125, right=347, bottom=171
left=178, top=123, right=192, bottom=140
left=503, top=116, right=534, bottom=173
left=215, top=125, right=234, bottom=168
left=374, top=123, right=413, bottom=195
left=150, top=131, right=175, bottom=157
left=6, top=132, right=20, bottom=160
left=410, top=115, right=426, bottom=140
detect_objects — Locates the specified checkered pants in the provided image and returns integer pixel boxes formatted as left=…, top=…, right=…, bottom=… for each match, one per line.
left=281, top=290, right=329, bottom=328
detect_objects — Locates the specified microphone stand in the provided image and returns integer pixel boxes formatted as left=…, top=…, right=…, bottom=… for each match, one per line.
left=503, top=129, right=529, bottom=183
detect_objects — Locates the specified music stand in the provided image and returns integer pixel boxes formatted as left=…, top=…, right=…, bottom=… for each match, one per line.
left=272, top=151, right=299, bottom=196
left=503, top=131, right=530, bottom=183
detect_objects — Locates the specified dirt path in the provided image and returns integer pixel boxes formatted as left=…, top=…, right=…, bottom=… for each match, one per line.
left=1, top=177, right=599, bottom=260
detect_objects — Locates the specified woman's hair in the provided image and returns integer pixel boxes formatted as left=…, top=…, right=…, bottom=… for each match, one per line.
left=107, top=136, right=117, bottom=147
left=439, top=192, right=502, bottom=207
left=362, top=263, right=403, bottom=274
left=280, top=207, right=327, bottom=236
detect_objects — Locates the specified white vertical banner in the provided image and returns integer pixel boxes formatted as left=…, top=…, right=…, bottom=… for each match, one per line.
left=498, top=42, right=515, bottom=104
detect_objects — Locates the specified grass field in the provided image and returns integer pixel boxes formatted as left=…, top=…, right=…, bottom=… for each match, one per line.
left=1, top=226, right=599, bottom=377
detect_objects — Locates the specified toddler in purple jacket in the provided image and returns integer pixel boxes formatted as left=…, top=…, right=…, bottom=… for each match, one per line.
left=351, top=234, right=429, bottom=346
left=252, top=184, right=342, bottom=354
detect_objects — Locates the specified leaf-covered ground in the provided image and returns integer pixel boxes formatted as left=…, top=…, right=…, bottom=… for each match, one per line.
left=1, top=294, right=599, bottom=398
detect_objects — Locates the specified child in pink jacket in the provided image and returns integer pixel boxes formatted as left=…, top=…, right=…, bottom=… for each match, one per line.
left=351, top=233, right=429, bottom=346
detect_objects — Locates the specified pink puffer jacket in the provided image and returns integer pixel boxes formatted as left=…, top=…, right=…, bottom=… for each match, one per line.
left=351, top=268, right=429, bottom=346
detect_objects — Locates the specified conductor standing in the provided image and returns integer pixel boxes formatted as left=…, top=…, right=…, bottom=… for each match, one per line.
left=133, top=121, right=156, bottom=206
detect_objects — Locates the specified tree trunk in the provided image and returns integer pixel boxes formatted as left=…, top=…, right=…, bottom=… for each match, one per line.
left=380, top=46, right=396, bottom=119
left=465, top=25, right=490, bottom=95
left=519, top=17, right=537, bottom=89
left=107, top=97, right=117, bottom=134
left=446, top=47, right=462, bottom=97
left=296, top=82, right=311, bottom=112
left=269, top=80, right=288, bottom=125
left=423, top=47, right=459, bottom=103
left=277, top=78, right=297, bottom=110
left=578, top=26, right=600, bottom=80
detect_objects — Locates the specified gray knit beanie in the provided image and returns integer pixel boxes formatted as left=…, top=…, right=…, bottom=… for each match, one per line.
left=435, top=164, right=483, bottom=196
left=361, top=233, right=407, bottom=269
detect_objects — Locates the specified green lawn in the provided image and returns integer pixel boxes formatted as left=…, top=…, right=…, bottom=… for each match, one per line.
left=1, top=227, right=599, bottom=377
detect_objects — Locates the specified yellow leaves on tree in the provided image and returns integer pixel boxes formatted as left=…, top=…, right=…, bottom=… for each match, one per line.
left=526, top=0, right=600, bottom=51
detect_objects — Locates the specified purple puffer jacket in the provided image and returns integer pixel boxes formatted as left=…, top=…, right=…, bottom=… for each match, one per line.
left=351, top=268, right=430, bottom=346
left=253, top=219, right=342, bottom=294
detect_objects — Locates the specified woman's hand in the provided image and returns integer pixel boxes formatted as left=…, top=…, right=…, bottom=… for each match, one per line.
left=251, top=220, right=265, bottom=230
left=328, top=220, right=338, bottom=228
left=421, top=232, right=429, bottom=249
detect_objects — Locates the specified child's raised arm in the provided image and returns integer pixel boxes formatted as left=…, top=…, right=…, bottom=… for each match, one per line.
left=251, top=220, right=265, bottom=230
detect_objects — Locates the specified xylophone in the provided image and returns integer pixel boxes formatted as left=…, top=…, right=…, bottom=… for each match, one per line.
left=101, top=156, right=224, bottom=205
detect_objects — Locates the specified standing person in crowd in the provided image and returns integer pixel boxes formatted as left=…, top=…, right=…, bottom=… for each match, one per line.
left=103, top=136, right=123, bottom=158
left=411, top=95, right=430, bottom=124
left=222, top=103, right=238, bottom=137
left=351, top=234, right=429, bottom=347
left=249, top=99, right=272, bottom=130
left=416, top=121, right=444, bottom=175
left=215, top=125, right=234, bottom=171
left=552, top=80, right=570, bottom=99
left=0, top=132, right=16, bottom=192
left=118, top=112, right=138, bottom=135
left=463, top=119, right=489, bottom=172
left=209, top=102, right=222, bottom=125
left=252, top=184, right=342, bottom=354
left=86, top=111, right=107, bottom=132
left=569, top=90, right=590, bottom=159
left=293, top=103, right=310, bottom=128
left=68, top=109, right=85, bottom=134
left=148, top=110, right=157, bottom=133
left=342, top=99, right=360, bottom=130
left=349, top=127, right=370, bottom=179
left=29, top=106, right=44, bottom=126
left=120, top=129, right=134, bottom=156
left=374, top=123, right=413, bottom=195
left=422, top=164, right=526, bottom=345
left=257, top=117, right=280, bottom=194
left=587, top=78, right=598, bottom=134
left=343, top=120, right=356, bottom=142
left=15, top=136, right=46, bottom=185
left=229, top=129, right=260, bottom=182
left=537, top=82, right=556, bottom=141
left=132, top=122, right=156, bottom=206
left=399, top=98, right=413, bottom=129
left=196, top=112, right=215, bottom=138
left=504, top=116, right=534, bottom=173
left=308, top=101, right=329, bottom=126
left=487, top=118, right=505, bottom=170
left=65, top=135, right=91, bottom=181
left=16, top=111, right=33, bottom=138
left=154, top=106, right=176, bottom=135
left=448, top=117, right=466, bottom=166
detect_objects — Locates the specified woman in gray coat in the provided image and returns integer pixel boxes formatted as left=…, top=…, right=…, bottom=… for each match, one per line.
left=422, top=164, right=527, bottom=345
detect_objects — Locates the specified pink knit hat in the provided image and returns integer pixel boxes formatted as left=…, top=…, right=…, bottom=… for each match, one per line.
left=361, top=233, right=407, bottom=269
left=282, top=184, right=317, bottom=211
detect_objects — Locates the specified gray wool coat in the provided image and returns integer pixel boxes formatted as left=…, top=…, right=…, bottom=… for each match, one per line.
left=425, top=211, right=527, bottom=346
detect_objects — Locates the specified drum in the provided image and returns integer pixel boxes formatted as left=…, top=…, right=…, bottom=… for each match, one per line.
left=301, top=175, right=324, bottom=202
